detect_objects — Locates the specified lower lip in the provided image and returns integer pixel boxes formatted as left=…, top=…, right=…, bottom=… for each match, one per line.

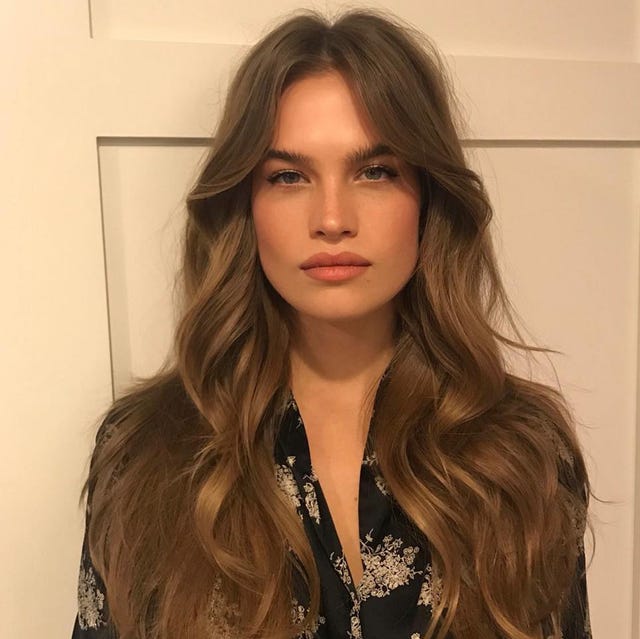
left=302, top=265, right=370, bottom=281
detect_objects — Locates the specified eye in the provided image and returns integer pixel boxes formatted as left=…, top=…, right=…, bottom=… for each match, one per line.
left=266, top=170, right=302, bottom=186
left=360, top=164, right=399, bottom=181
left=267, top=164, right=398, bottom=186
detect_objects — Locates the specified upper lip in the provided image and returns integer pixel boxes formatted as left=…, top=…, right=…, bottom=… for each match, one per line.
left=300, top=251, right=371, bottom=269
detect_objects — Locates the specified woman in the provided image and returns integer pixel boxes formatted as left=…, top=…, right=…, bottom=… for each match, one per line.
left=72, top=7, right=593, bottom=639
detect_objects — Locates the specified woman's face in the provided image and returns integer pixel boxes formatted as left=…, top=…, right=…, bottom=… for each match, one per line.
left=251, top=70, right=421, bottom=326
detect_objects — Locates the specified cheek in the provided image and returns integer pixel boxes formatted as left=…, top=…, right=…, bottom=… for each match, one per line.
left=380, top=209, right=420, bottom=261
left=252, top=206, right=296, bottom=275
left=382, top=215, right=420, bottom=285
left=252, top=214, right=271, bottom=254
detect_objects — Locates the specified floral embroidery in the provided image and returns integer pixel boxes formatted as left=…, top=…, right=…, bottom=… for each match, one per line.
left=206, top=577, right=241, bottom=639
left=330, top=551, right=353, bottom=588
left=561, top=487, right=587, bottom=553
left=287, top=396, right=302, bottom=422
left=272, top=381, right=591, bottom=638
left=417, top=563, right=443, bottom=610
left=303, top=480, right=321, bottom=524
left=362, top=452, right=378, bottom=467
left=291, top=597, right=327, bottom=638
left=346, top=598, right=362, bottom=639
left=540, top=420, right=574, bottom=467
left=348, top=611, right=362, bottom=639
left=275, top=463, right=303, bottom=518
left=77, top=562, right=106, bottom=630
left=374, top=474, right=389, bottom=496
left=363, top=451, right=390, bottom=496
left=359, top=531, right=421, bottom=600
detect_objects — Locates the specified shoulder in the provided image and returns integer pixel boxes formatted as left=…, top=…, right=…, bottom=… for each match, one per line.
left=90, top=371, right=197, bottom=459
left=505, top=376, right=588, bottom=480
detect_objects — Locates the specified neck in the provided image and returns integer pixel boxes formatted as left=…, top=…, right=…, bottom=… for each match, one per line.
left=288, top=304, right=396, bottom=437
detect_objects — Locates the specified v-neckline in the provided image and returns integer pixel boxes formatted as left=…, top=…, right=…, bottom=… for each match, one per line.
left=281, top=389, right=375, bottom=597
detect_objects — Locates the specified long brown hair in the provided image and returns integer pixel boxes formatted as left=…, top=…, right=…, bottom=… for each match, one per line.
left=82, top=7, right=595, bottom=639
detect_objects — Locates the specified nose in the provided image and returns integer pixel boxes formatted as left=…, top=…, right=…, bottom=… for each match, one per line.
left=310, top=182, right=357, bottom=239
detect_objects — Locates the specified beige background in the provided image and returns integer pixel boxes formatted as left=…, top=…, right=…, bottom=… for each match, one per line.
left=1, top=1, right=639, bottom=637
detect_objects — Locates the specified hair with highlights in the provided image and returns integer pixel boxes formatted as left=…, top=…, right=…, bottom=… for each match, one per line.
left=82, top=7, right=595, bottom=639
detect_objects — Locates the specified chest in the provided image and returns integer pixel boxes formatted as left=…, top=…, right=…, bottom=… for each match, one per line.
left=302, top=415, right=368, bottom=587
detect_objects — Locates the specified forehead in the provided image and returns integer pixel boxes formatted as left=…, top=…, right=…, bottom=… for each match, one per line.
left=272, top=70, right=378, bottom=142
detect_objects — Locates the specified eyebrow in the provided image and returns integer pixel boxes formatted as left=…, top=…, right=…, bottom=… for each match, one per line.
left=262, top=142, right=396, bottom=168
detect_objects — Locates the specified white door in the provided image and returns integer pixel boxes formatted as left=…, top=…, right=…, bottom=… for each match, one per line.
left=2, top=2, right=638, bottom=637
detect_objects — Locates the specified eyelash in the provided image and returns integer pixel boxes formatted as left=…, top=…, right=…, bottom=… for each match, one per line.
left=266, top=164, right=399, bottom=186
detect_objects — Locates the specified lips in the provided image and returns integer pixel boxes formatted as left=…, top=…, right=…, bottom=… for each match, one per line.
left=300, top=251, right=371, bottom=269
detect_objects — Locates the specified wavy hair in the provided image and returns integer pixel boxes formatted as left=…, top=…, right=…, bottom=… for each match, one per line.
left=82, top=7, right=595, bottom=639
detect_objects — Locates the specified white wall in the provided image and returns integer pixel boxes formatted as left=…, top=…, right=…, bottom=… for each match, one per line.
left=1, top=1, right=638, bottom=637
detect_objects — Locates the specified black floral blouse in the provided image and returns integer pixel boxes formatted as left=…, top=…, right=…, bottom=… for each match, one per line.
left=72, top=387, right=592, bottom=639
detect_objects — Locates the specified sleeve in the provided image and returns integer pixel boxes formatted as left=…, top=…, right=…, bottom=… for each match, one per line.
left=557, top=541, right=592, bottom=639
left=71, top=521, right=117, bottom=639
left=556, top=452, right=593, bottom=639
left=71, top=417, right=119, bottom=639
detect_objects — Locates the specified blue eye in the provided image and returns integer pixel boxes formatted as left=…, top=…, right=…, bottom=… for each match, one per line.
left=361, top=165, right=398, bottom=181
left=267, top=170, right=302, bottom=185
left=266, top=164, right=399, bottom=186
